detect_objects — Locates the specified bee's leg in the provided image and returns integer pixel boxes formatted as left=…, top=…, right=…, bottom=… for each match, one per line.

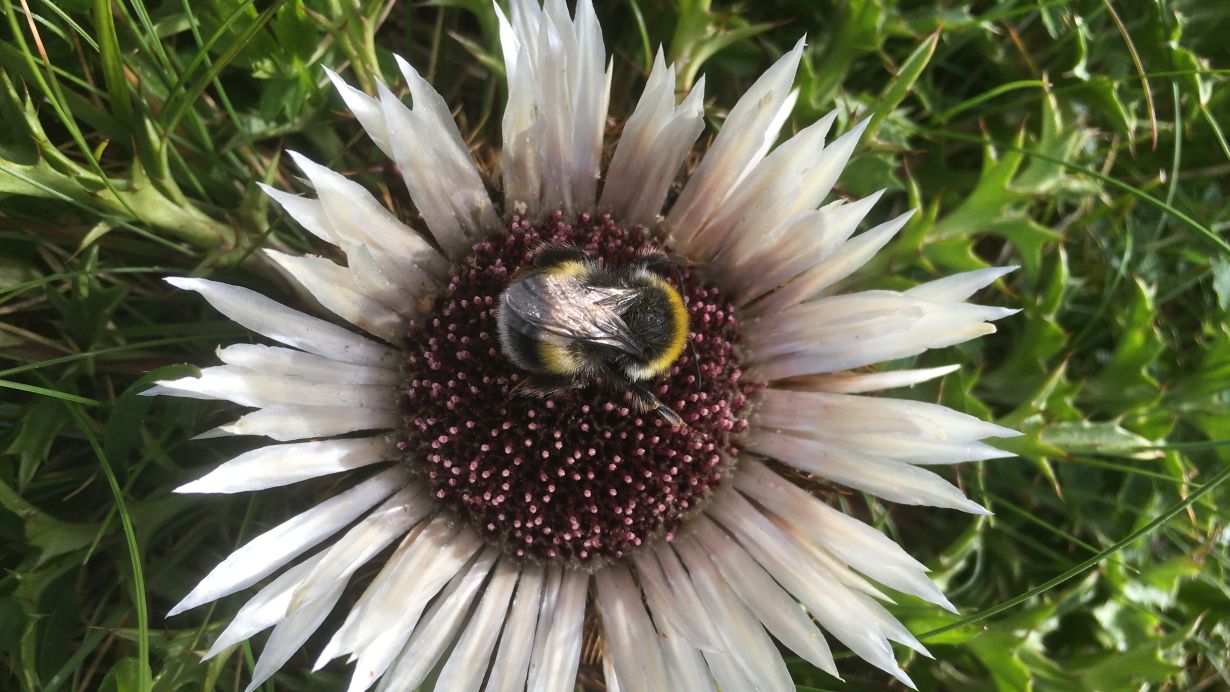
left=641, top=250, right=696, bottom=277
left=627, top=381, right=684, bottom=427
left=512, top=373, right=575, bottom=398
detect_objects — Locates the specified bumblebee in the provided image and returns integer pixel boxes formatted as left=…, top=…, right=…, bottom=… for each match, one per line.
left=497, top=245, right=690, bottom=425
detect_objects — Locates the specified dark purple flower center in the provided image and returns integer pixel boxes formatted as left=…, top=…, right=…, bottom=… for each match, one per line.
left=398, top=212, right=750, bottom=566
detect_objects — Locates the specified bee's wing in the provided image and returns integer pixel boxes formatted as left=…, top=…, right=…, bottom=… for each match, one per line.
left=503, top=274, right=643, bottom=355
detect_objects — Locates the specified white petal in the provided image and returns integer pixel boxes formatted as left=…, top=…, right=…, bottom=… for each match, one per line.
left=820, top=432, right=1015, bottom=464
left=743, top=429, right=990, bottom=514
left=690, top=517, right=839, bottom=677
left=152, top=366, right=394, bottom=410
left=569, top=0, right=607, bottom=212
left=316, top=519, right=468, bottom=668
left=497, top=1, right=544, bottom=217
left=602, top=50, right=706, bottom=225
left=383, top=57, right=499, bottom=258
left=527, top=566, right=588, bottom=692
left=746, top=303, right=1013, bottom=380
left=285, top=151, right=447, bottom=285
left=488, top=564, right=545, bottom=691
left=707, top=492, right=918, bottom=688
left=749, top=208, right=915, bottom=315
left=504, top=0, right=608, bottom=215
left=165, top=277, right=397, bottom=367
left=435, top=560, right=521, bottom=692
left=595, top=564, right=671, bottom=692
left=245, top=579, right=347, bottom=692
left=174, top=435, right=395, bottom=495
left=672, top=540, right=795, bottom=692
left=197, top=405, right=399, bottom=441
left=257, top=183, right=337, bottom=244
left=216, top=344, right=398, bottom=385
left=905, top=266, right=1018, bottom=302
left=693, top=111, right=839, bottom=261
left=728, top=191, right=883, bottom=304
left=753, top=388, right=1020, bottom=442
left=170, top=468, right=408, bottom=617
left=204, top=552, right=324, bottom=659
left=325, top=67, right=391, bottom=156
left=736, top=459, right=952, bottom=610
left=667, top=38, right=805, bottom=250
left=658, top=623, right=716, bottom=692
left=603, top=654, right=624, bottom=692
left=288, top=486, right=429, bottom=614
left=373, top=548, right=500, bottom=692
left=264, top=250, right=404, bottom=342
left=631, top=549, right=722, bottom=651
left=748, top=291, right=1015, bottom=353
left=794, top=364, right=961, bottom=393
left=702, top=650, right=754, bottom=692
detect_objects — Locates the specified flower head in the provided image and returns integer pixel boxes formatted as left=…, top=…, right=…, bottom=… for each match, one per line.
left=155, top=1, right=1018, bottom=689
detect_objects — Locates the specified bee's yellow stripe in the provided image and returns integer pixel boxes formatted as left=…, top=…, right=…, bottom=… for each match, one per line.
left=538, top=341, right=583, bottom=375
left=642, top=276, right=689, bottom=376
left=544, top=260, right=588, bottom=278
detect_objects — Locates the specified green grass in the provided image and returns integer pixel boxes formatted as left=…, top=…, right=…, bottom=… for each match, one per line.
left=2, top=0, right=1229, bottom=690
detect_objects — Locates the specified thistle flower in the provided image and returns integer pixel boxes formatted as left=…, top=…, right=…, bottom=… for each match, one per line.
left=153, top=1, right=1018, bottom=689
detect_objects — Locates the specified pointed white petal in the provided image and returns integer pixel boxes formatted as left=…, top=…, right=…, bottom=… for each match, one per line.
left=324, top=68, right=391, bottom=157
left=691, top=517, right=839, bottom=677
left=602, top=654, right=623, bottom=692
left=171, top=468, right=408, bottom=616
left=257, top=183, right=337, bottom=244
left=317, top=520, right=481, bottom=671
left=174, top=435, right=395, bottom=495
left=264, top=250, right=403, bottom=342
left=435, top=560, right=521, bottom=692
left=487, top=564, right=545, bottom=691
left=197, top=405, right=399, bottom=441
left=285, top=151, right=447, bottom=285
left=153, top=366, right=394, bottom=410
left=743, top=429, right=991, bottom=513
left=820, top=433, right=1015, bottom=464
left=753, top=388, right=1021, bottom=442
left=498, top=1, right=544, bottom=218
left=658, top=622, right=716, bottom=692
left=736, top=459, right=947, bottom=599
left=702, top=649, right=754, bottom=692
left=245, top=579, right=347, bottom=692
left=668, top=38, right=805, bottom=249
left=216, top=344, right=398, bottom=385
left=203, top=553, right=323, bottom=659
left=165, top=278, right=397, bottom=367
left=694, top=111, right=839, bottom=261
left=745, top=298, right=1017, bottom=379
left=749, top=208, right=915, bottom=315
left=288, top=486, right=430, bottom=615
left=795, top=364, right=961, bottom=394
left=708, top=492, right=916, bottom=687
left=631, top=549, right=722, bottom=651
left=373, top=548, right=500, bottom=692
left=527, top=567, right=587, bottom=692
left=595, top=564, right=671, bottom=692
left=602, top=51, right=706, bottom=225
left=564, top=0, right=607, bottom=212
left=672, top=540, right=794, bottom=692
left=728, top=191, right=883, bottom=304
left=905, top=266, right=1018, bottom=302
left=385, top=56, right=498, bottom=258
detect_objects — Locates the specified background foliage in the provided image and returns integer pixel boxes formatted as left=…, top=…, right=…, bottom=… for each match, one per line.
left=1, top=0, right=1228, bottom=689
